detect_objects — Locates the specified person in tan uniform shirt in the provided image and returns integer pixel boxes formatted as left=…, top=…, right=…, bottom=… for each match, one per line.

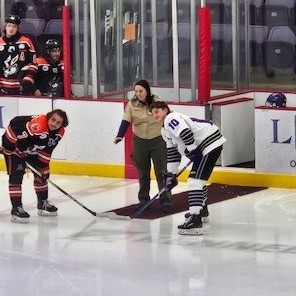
left=114, top=79, right=172, bottom=213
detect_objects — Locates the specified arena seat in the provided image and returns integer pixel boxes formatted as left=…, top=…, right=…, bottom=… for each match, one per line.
left=19, top=18, right=45, bottom=36
left=263, top=26, right=296, bottom=73
left=261, top=4, right=291, bottom=28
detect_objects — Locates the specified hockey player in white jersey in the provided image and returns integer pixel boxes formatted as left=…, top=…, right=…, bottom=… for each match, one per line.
left=149, top=101, right=226, bottom=235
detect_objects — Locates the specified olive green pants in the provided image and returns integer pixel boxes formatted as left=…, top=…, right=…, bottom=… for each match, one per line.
left=132, top=135, right=172, bottom=206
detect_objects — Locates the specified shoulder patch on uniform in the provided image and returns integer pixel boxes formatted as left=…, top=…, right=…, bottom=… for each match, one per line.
left=30, top=122, right=41, bottom=132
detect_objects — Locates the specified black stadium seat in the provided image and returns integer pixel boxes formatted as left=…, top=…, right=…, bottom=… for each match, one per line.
left=263, top=26, right=296, bottom=75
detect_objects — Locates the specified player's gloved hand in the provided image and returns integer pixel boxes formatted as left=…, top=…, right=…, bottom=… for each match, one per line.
left=14, top=148, right=28, bottom=158
left=40, top=167, right=50, bottom=181
left=185, top=147, right=203, bottom=162
left=35, top=167, right=50, bottom=183
left=20, top=78, right=34, bottom=95
left=162, top=171, right=178, bottom=191
left=114, top=137, right=123, bottom=144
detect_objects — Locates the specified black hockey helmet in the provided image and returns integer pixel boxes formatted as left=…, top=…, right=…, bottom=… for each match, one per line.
left=5, top=14, right=21, bottom=25
left=265, top=92, right=287, bottom=108
left=45, top=39, right=61, bottom=53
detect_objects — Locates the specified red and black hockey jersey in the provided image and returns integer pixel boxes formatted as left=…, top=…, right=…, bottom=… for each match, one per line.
left=0, top=33, right=37, bottom=94
left=2, top=114, right=65, bottom=167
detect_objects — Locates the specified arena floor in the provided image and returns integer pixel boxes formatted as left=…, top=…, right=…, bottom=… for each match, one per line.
left=0, top=172, right=295, bottom=296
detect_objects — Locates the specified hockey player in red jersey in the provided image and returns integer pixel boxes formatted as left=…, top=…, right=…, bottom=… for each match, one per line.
left=1, top=109, right=69, bottom=223
left=0, top=15, right=37, bottom=95
left=34, top=39, right=64, bottom=97
left=149, top=101, right=226, bottom=236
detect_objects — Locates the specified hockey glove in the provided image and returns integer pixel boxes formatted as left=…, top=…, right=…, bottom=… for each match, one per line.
left=162, top=171, right=178, bottom=191
left=41, top=167, right=50, bottom=180
left=14, top=148, right=28, bottom=158
left=185, top=147, right=203, bottom=162
left=20, top=78, right=34, bottom=95
left=114, top=137, right=123, bottom=144
left=35, top=167, right=50, bottom=184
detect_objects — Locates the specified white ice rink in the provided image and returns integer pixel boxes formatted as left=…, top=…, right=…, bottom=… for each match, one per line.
left=1, top=171, right=296, bottom=296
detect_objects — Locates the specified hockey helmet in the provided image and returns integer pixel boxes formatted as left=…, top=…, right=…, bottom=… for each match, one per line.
left=45, top=39, right=61, bottom=53
left=265, top=92, right=287, bottom=107
left=5, top=14, right=21, bottom=25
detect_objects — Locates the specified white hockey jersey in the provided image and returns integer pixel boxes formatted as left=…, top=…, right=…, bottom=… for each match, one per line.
left=161, top=112, right=226, bottom=169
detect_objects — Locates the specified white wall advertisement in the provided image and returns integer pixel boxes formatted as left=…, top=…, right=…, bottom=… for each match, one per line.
left=255, top=107, right=296, bottom=173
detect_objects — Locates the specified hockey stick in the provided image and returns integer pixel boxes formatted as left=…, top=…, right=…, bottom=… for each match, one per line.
left=25, top=162, right=131, bottom=220
left=25, top=162, right=97, bottom=216
left=1, top=147, right=129, bottom=220
left=130, top=159, right=193, bottom=219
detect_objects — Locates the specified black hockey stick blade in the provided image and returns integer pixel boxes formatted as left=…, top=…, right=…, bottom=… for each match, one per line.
left=131, top=159, right=193, bottom=219
left=130, top=187, right=166, bottom=219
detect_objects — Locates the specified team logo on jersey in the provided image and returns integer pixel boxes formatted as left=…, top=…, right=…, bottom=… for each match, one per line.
left=48, top=137, right=58, bottom=147
left=53, top=67, right=58, bottom=73
left=31, top=123, right=41, bottom=132
left=39, top=133, right=47, bottom=139
left=0, top=46, right=4, bottom=51
left=4, top=55, right=19, bottom=77
left=19, top=44, right=25, bottom=50
left=8, top=46, right=15, bottom=53
left=25, top=144, right=46, bottom=153
left=42, top=66, right=49, bottom=71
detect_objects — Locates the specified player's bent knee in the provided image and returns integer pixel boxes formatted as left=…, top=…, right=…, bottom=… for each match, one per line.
left=9, top=173, right=24, bottom=184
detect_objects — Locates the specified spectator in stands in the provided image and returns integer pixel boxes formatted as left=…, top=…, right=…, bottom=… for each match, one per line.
left=34, top=39, right=64, bottom=97
left=0, top=14, right=37, bottom=95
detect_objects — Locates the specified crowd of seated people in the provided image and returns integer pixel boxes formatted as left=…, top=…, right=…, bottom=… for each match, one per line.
left=0, top=13, right=64, bottom=97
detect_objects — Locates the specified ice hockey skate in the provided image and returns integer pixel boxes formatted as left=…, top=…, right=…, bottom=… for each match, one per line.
left=201, top=205, right=210, bottom=223
left=184, top=205, right=209, bottom=224
left=178, top=213, right=203, bottom=235
left=11, top=206, right=30, bottom=223
left=37, top=200, right=58, bottom=216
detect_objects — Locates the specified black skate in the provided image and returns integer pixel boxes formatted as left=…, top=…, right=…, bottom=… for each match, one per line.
left=184, top=205, right=209, bottom=224
left=201, top=205, right=209, bottom=223
left=37, top=200, right=58, bottom=216
left=11, top=206, right=30, bottom=223
left=178, top=213, right=203, bottom=235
